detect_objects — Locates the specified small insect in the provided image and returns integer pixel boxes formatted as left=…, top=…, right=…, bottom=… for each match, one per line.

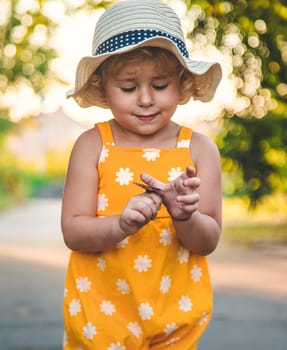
left=134, top=182, right=162, bottom=194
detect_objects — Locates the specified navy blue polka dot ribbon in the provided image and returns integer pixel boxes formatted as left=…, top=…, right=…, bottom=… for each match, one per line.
left=95, top=29, right=189, bottom=58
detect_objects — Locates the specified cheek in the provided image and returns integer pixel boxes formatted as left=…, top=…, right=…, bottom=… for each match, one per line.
left=106, top=91, right=133, bottom=112
left=105, top=89, right=120, bottom=106
left=162, top=88, right=180, bottom=107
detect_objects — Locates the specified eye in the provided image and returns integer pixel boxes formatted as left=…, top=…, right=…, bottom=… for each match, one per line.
left=153, top=84, right=168, bottom=90
left=120, top=86, right=136, bottom=92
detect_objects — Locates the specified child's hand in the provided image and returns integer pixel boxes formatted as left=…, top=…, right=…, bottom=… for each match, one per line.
left=140, top=166, right=200, bottom=221
left=119, top=192, right=162, bottom=235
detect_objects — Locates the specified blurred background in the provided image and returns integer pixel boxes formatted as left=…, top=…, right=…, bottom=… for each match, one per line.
left=0, top=0, right=286, bottom=349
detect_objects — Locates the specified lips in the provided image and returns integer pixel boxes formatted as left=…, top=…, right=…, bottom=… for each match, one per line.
left=135, top=113, right=159, bottom=122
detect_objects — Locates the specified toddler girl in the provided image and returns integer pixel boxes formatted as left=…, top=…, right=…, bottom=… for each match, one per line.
left=61, top=1, right=222, bottom=349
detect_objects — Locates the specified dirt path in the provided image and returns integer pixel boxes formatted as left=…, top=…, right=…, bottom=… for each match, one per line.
left=0, top=199, right=286, bottom=350
left=0, top=198, right=286, bottom=300
left=209, top=241, right=287, bottom=300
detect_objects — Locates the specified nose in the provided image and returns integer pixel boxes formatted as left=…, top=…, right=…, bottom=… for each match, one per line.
left=137, top=86, right=155, bottom=107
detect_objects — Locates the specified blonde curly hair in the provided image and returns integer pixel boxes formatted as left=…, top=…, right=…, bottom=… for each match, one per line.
left=81, top=47, right=195, bottom=108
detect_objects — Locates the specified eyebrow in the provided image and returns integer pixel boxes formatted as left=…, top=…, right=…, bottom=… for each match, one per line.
left=115, top=74, right=170, bottom=82
left=114, top=77, right=136, bottom=82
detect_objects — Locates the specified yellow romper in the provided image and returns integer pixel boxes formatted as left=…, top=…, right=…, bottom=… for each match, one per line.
left=63, top=121, right=213, bottom=350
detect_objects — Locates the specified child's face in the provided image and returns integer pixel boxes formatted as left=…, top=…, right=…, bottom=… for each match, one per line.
left=104, top=58, right=180, bottom=135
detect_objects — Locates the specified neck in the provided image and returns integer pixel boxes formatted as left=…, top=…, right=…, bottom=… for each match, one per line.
left=110, top=119, right=180, bottom=148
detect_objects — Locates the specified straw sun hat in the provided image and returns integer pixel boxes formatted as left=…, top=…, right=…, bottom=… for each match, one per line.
left=67, top=0, right=222, bottom=108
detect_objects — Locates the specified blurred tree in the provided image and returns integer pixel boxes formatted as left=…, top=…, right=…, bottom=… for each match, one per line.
left=184, top=0, right=287, bottom=206
left=0, top=0, right=58, bottom=102
left=0, top=0, right=112, bottom=209
left=0, top=0, right=112, bottom=117
left=1, top=0, right=286, bottom=208
left=0, top=109, right=13, bottom=142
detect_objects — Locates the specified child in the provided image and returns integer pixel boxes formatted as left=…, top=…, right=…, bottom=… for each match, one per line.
left=61, top=0, right=222, bottom=349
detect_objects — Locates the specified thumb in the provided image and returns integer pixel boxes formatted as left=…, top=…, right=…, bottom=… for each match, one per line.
left=185, top=165, right=196, bottom=178
left=176, top=166, right=196, bottom=183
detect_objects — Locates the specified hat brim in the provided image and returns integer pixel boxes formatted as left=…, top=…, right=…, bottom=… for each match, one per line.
left=67, top=37, right=222, bottom=107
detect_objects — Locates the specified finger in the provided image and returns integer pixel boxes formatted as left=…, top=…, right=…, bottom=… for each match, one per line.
left=137, top=196, right=159, bottom=221
left=176, top=193, right=199, bottom=205
left=148, top=192, right=162, bottom=211
left=180, top=203, right=199, bottom=214
left=119, top=210, right=147, bottom=234
left=182, top=177, right=200, bottom=189
left=142, top=193, right=162, bottom=220
left=140, top=173, right=166, bottom=192
left=129, top=210, right=148, bottom=224
left=173, top=179, right=186, bottom=194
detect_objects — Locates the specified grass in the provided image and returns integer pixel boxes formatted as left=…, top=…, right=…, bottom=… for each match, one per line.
left=222, top=222, right=287, bottom=247
left=222, top=197, right=287, bottom=247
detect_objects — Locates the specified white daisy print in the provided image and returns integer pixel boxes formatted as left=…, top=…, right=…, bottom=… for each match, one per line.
left=142, top=148, right=160, bottom=162
left=115, top=167, right=134, bottom=186
left=177, top=139, right=190, bottom=148
left=64, top=288, right=68, bottom=298
left=97, top=257, right=106, bottom=271
left=191, top=265, right=202, bottom=282
left=167, top=167, right=183, bottom=182
left=76, top=277, right=91, bottom=292
left=100, top=300, right=116, bottom=315
left=117, top=237, right=129, bottom=249
left=69, top=299, right=81, bottom=316
left=160, top=275, right=171, bottom=294
left=164, top=322, right=177, bottom=335
left=159, top=228, right=172, bottom=245
left=82, top=322, right=96, bottom=340
left=177, top=246, right=189, bottom=263
left=97, top=193, right=109, bottom=211
left=179, top=295, right=193, bottom=312
left=127, top=322, right=143, bottom=338
left=116, top=279, right=130, bottom=294
left=198, top=312, right=209, bottom=326
left=99, top=145, right=109, bottom=163
left=138, top=302, right=154, bottom=320
left=134, top=254, right=152, bottom=272
left=108, top=342, right=126, bottom=350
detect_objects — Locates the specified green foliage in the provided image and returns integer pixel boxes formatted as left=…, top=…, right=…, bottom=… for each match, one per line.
left=0, top=110, right=14, bottom=139
left=217, top=113, right=287, bottom=206
left=0, top=0, right=113, bottom=211
left=1, top=0, right=287, bottom=210
left=185, top=0, right=287, bottom=206
left=63, top=0, right=113, bottom=14
left=0, top=0, right=113, bottom=106
left=0, top=163, right=23, bottom=210
left=186, top=0, right=287, bottom=104
left=0, top=0, right=59, bottom=95
left=0, top=163, right=64, bottom=211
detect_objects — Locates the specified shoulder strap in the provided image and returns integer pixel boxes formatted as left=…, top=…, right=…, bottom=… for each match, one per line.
left=177, top=126, right=193, bottom=148
left=96, top=121, right=114, bottom=145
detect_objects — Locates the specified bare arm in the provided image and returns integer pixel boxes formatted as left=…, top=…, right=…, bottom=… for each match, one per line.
left=61, top=126, right=161, bottom=253
left=141, top=132, right=221, bottom=255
